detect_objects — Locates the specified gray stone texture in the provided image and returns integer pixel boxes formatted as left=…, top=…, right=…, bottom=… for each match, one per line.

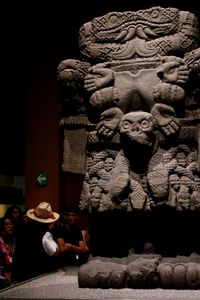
left=58, top=6, right=200, bottom=289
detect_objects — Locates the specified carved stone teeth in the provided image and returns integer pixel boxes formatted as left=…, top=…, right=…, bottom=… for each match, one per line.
left=136, top=26, right=149, bottom=39
left=114, top=29, right=128, bottom=41
left=123, top=27, right=136, bottom=41
left=143, top=27, right=159, bottom=38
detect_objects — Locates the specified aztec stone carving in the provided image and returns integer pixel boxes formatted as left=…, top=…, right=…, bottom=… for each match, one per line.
left=78, top=254, right=200, bottom=289
left=58, top=7, right=200, bottom=289
left=58, top=6, right=200, bottom=213
left=58, top=6, right=200, bottom=289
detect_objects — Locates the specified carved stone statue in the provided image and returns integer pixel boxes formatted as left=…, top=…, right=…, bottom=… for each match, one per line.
left=58, top=6, right=200, bottom=289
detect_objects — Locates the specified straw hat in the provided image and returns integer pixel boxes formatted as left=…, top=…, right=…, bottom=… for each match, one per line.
left=27, top=202, right=59, bottom=223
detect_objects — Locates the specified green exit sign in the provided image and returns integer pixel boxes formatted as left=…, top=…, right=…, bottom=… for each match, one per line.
left=36, top=172, right=48, bottom=187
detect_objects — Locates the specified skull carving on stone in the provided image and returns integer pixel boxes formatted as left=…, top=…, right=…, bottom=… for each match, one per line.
left=119, top=111, right=156, bottom=147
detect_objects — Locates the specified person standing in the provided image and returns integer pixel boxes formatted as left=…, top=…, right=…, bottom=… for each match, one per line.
left=55, top=207, right=89, bottom=266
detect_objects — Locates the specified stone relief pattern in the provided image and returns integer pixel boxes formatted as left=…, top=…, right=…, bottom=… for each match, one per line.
left=79, top=7, right=199, bottom=62
left=185, top=48, right=200, bottom=73
left=78, top=254, right=200, bottom=289
left=58, top=6, right=200, bottom=212
left=80, top=149, right=118, bottom=212
left=148, top=144, right=200, bottom=210
left=57, top=7, right=200, bottom=289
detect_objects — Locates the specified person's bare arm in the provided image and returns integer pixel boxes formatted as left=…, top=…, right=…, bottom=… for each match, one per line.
left=56, top=238, right=89, bottom=254
left=56, top=238, right=72, bottom=253
left=71, top=240, right=89, bottom=254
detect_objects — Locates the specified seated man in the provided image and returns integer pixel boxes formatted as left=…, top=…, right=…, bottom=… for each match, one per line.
left=55, top=207, right=89, bottom=266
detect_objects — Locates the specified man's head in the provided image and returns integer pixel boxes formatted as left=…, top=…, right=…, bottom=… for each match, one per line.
left=63, top=207, right=79, bottom=225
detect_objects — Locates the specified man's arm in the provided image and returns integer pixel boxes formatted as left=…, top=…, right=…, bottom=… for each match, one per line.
left=56, top=238, right=89, bottom=254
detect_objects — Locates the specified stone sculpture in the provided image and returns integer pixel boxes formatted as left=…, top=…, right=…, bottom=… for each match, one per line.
left=58, top=6, right=200, bottom=288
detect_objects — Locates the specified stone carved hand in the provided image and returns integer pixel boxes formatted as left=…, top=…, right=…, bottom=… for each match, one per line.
left=96, top=107, right=123, bottom=139
left=151, top=103, right=180, bottom=136
left=84, top=62, right=114, bottom=92
left=157, top=58, right=189, bottom=84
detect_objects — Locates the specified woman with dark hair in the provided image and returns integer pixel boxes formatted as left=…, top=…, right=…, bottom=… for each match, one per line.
left=3, top=205, right=22, bottom=235
left=0, top=216, right=16, bottom=288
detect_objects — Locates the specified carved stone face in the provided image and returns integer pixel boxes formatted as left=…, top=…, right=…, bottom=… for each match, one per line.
left=119, top=111, right=155, bottom=146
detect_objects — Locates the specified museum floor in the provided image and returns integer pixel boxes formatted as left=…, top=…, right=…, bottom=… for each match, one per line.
left=0, top=265, right=200, bottom=300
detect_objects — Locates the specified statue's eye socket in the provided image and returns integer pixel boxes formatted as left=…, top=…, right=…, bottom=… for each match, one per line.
left=122, top=120, right=131, bottom=129
left=140, top=120, right=150, bottom=128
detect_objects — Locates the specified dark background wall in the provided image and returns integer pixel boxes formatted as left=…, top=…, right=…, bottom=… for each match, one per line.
left=1, top=0, right=199, bottom=211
